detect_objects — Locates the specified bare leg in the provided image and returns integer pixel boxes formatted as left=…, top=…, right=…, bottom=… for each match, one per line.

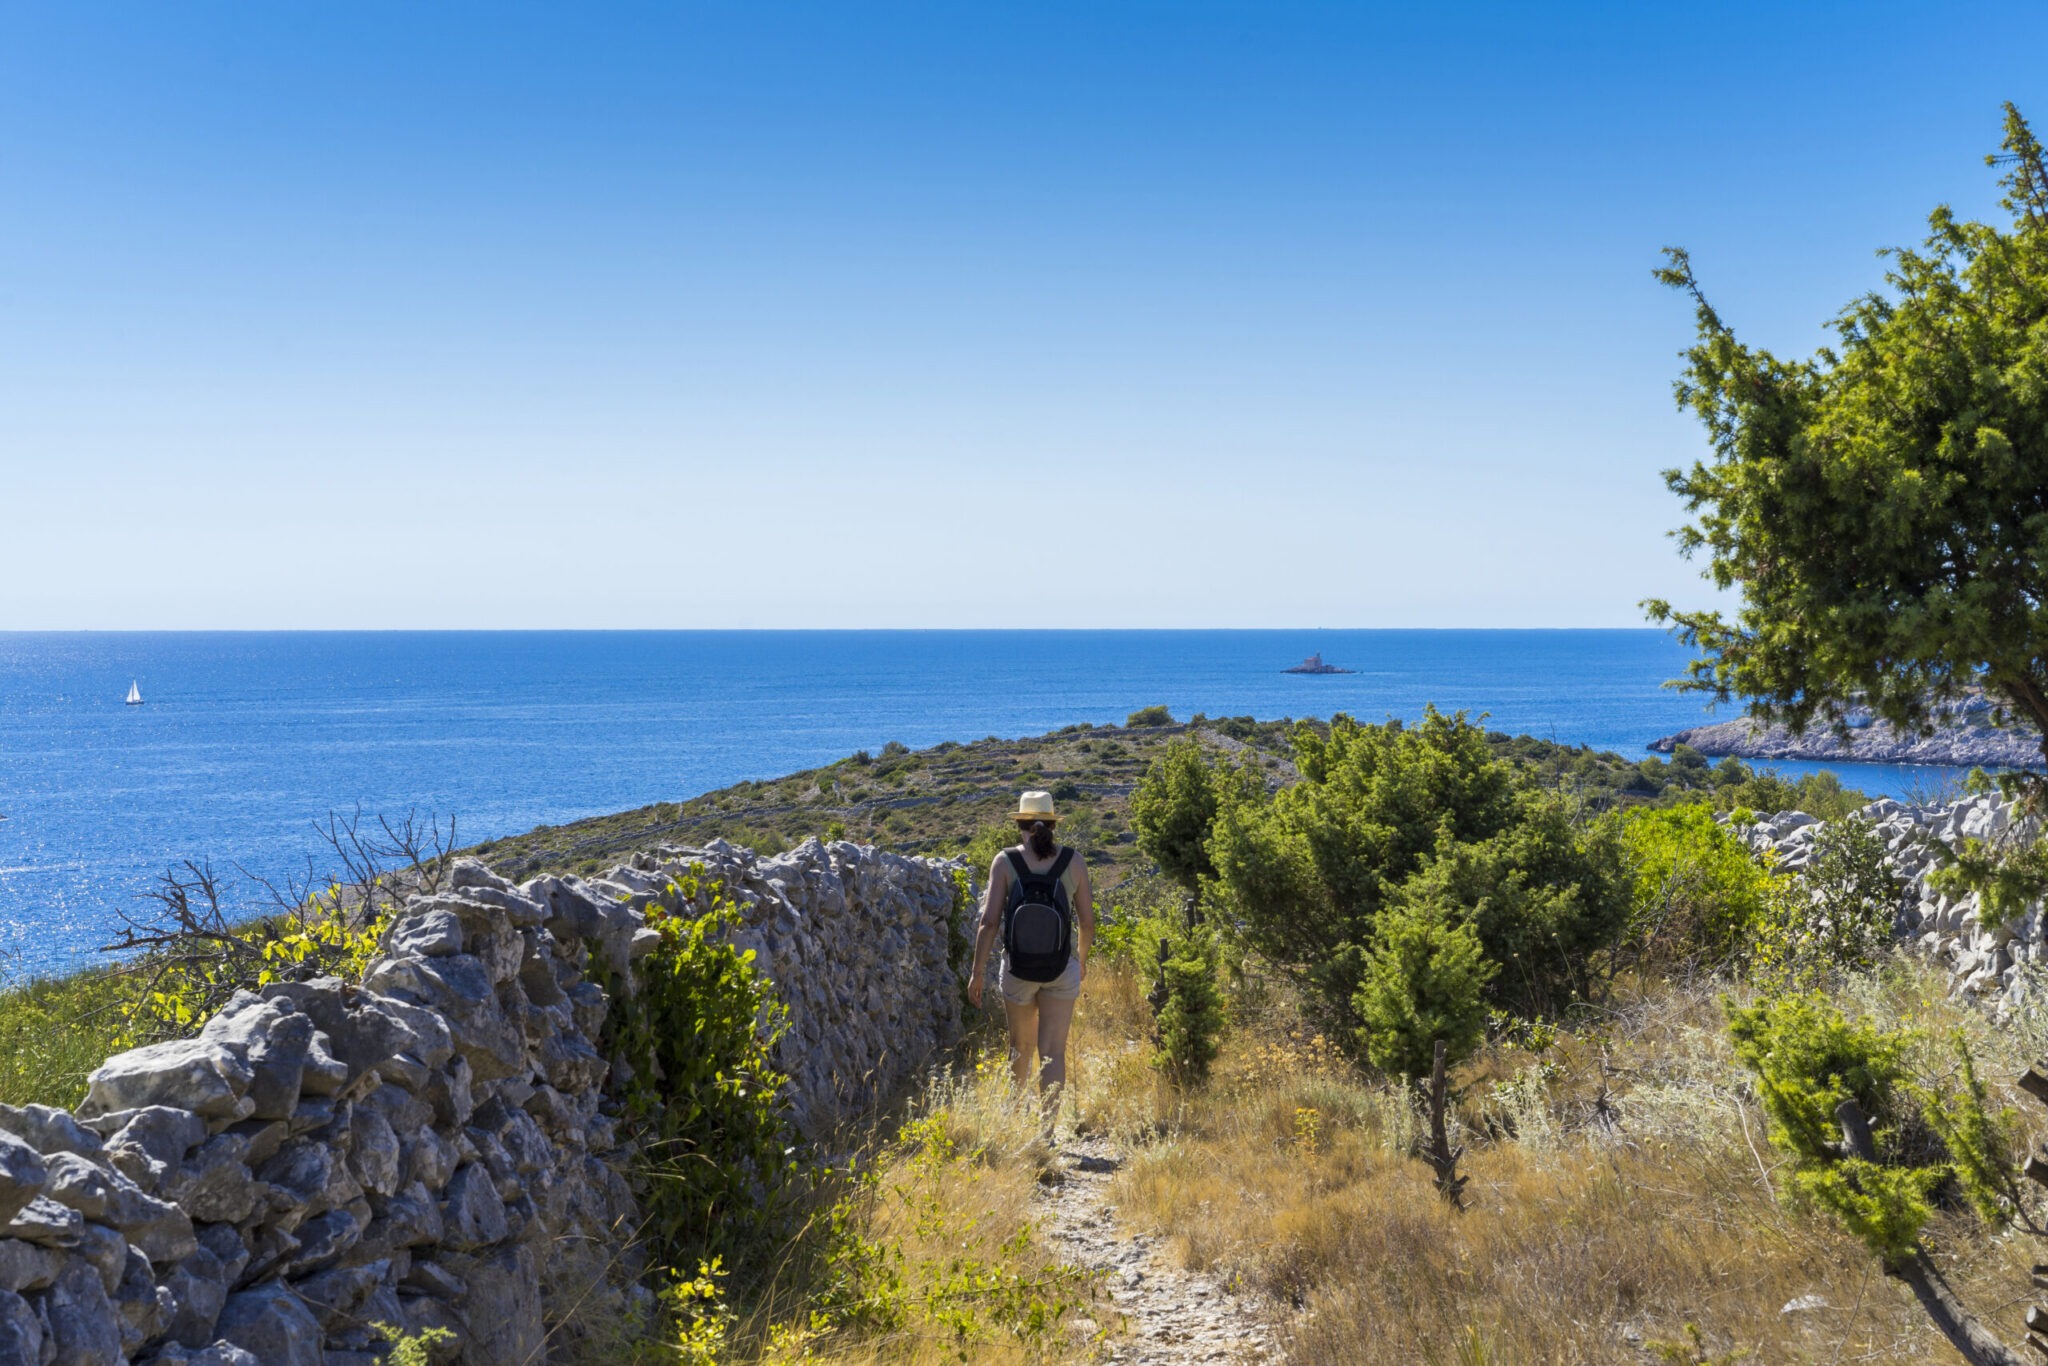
left=1035, top=993, right=1079, bottom=1117
left=1003, top=999, right=1037, bottom=1090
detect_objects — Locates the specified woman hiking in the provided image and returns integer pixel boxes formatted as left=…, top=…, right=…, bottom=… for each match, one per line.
left=967, top=791, right=1095, bottom=1119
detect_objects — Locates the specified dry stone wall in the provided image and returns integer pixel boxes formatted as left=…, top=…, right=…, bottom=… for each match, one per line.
left=1729, top=792, right=2046, bottom=1000
left=0, top=837, right=962, bottom=1365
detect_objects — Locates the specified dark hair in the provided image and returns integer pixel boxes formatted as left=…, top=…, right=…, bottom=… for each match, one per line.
left=1024, top=820, right=1056, bottom=859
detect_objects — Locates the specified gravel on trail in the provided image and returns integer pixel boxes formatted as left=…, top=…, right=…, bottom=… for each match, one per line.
left=1038, top=1135, right=1280, bottom=1364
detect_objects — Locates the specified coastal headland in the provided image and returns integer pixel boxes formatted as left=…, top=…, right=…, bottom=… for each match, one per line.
left=1649, top=693, right=2042, bottom=768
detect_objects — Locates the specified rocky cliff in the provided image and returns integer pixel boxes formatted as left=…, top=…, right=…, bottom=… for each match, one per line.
left=0, top=837, right=962, bottom=1365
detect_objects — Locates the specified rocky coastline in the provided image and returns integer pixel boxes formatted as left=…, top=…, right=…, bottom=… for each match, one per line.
left=1650, top=701, right=2042, bottom=769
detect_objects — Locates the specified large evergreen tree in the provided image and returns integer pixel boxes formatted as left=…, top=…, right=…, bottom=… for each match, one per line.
left=1647, top=106, right=2048, bottom=782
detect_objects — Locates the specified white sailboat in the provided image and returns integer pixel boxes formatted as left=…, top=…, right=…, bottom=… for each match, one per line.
left=125, top=681, right=143, bottom=706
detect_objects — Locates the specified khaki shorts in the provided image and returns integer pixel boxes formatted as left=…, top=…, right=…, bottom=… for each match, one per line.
left=998, top=953, right=1082, bottom=1005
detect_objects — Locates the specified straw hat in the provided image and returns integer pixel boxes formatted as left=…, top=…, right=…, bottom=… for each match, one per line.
left=1013, top=790, right=1059, bottom=825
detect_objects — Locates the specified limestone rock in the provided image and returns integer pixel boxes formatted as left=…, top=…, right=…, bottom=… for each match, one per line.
left=400, top=1258, right=464, bottom=1301
left=81, top=1042, right=253, bottom=1123
left=161, top=1243, right=228, bottom=1349
left=346, top=1104, right=402, bottom=1200
left=388, top=907, right=465, bottom=958
left=41, top=1257, right=121, bottom=1365
left=367, top=1182, right=444, bottom=1253
left=255, top=1140, right=332, bottom=1211
left=0, top=1107, right=102, bottom=1161
left=74, top=1223, right=127, bottom=1296
left=5, top=1197, right=81, bottom=1250
left=0, top=1136, right=45, bottom=1229
left=362, top=957, right=523, bottom=1082
left=137, top=1344, right=260, bottom=1366
left=193, top=1225, right=247, bottom=1285
left=39, top=1153, right=194, bottom=1264
left=446, top=858, right=512, bottom=895
left=288, top=1259, right=386, bottom=1328
left=98, top=1108, right=207, bottom=1193
left=0, top=1288, right=41, bottom=1366
left=446, top=1242, right=542, bottom=1366
left=214, top=1281, right=323, bottom=1366
left=198, top=998, right=316, bottom=1121
left=258, top=980, right=444, bottom=1086
left=282, top=1207, right=360, bottom=1275
left=0, top=1239, right=60, bottom=1294
left=161, top=1134, right=256, bottom=1227
left=441, top=1164, right=507, bottom=1252
left=111, top=1244, right=169, bottom=1352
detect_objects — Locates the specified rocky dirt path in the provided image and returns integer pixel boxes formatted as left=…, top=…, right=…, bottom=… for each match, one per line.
left=1039, top=1136, right=1281, bottom=1364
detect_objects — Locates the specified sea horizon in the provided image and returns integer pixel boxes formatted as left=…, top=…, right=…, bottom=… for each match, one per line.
left=0, top=628, right=1970, bottom=977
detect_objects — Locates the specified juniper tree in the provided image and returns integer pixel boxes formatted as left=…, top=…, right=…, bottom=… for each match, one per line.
left=1648, top=106, right=2048, bottom=792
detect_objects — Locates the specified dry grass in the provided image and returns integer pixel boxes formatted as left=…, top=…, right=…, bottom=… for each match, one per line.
left=545, top=1049, right=1108, bottom=1366
left=579, top=949, right=2048, bottom=1364
left=1056, top=953, right=2048, bottom=1364
left=725, top=1055, right=1111, bottom=1366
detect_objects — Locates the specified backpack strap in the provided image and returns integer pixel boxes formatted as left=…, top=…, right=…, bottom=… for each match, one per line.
left=1048, top=847, right=1075, bottom=883
left=1003, top=849, right=1032, bottom=884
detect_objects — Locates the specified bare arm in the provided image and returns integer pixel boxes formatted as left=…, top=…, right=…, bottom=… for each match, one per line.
left=967, top=853, right=1009, bottom=1008
left=1072, top=855, right=1095, bottom=972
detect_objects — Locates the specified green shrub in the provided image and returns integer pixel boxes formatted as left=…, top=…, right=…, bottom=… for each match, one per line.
left=0, top=968, right=143, bottom=1109
left=962, top=824, right=1017, bottom=880
left=1615, top=803, right=1777, bottom=968
left=1931, top=831, right=2048, bottom=931
left=1208, top=707, right=1626, bottom=1038
left=1152, top=923, right=1227, bottom=1083
left=1751, top=816, right=1901, bottom=991
left=1355, top=897, right=1495, bottom=1082
left=599, top=873, right=796, bottom=1271
left=373, top=1324, right=459, bottom=1366
left=1709, top=766, right=1867, bottom=820
left=1390, top=794, right=1630, bottom=1013
left=1091, top=874, right=1179, bottom=967
left=1126, top=705, right=1175, bottom=727
left=1129, top=738, right=1258, bottom=894
left=1723, top=993, right=2018, bottom=1264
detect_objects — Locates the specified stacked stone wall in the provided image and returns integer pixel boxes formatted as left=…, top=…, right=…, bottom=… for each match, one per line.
left=0, top=837, right=961, bottom=1364
left=1730, top=792, right=2046, bottom=999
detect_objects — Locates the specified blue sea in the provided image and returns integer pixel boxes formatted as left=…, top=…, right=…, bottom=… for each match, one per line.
left=0, top=631, right=1968, bottom=977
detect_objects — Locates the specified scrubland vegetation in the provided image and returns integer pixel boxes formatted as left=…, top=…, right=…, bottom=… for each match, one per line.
left=2, top=708, right=2033, bottom=1363
left=573, top=709, right=2044, bottom=1364
left=10, top=102, right=2048, bottom=1364
left=469, top=705, right=1863, bottom=890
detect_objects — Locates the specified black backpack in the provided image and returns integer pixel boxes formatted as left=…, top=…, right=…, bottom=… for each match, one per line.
left=1002, top=847, right=1074, bottom=982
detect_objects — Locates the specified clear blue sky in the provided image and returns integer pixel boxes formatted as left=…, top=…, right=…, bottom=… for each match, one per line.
left=2, top=2, right=2041, bottom=629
